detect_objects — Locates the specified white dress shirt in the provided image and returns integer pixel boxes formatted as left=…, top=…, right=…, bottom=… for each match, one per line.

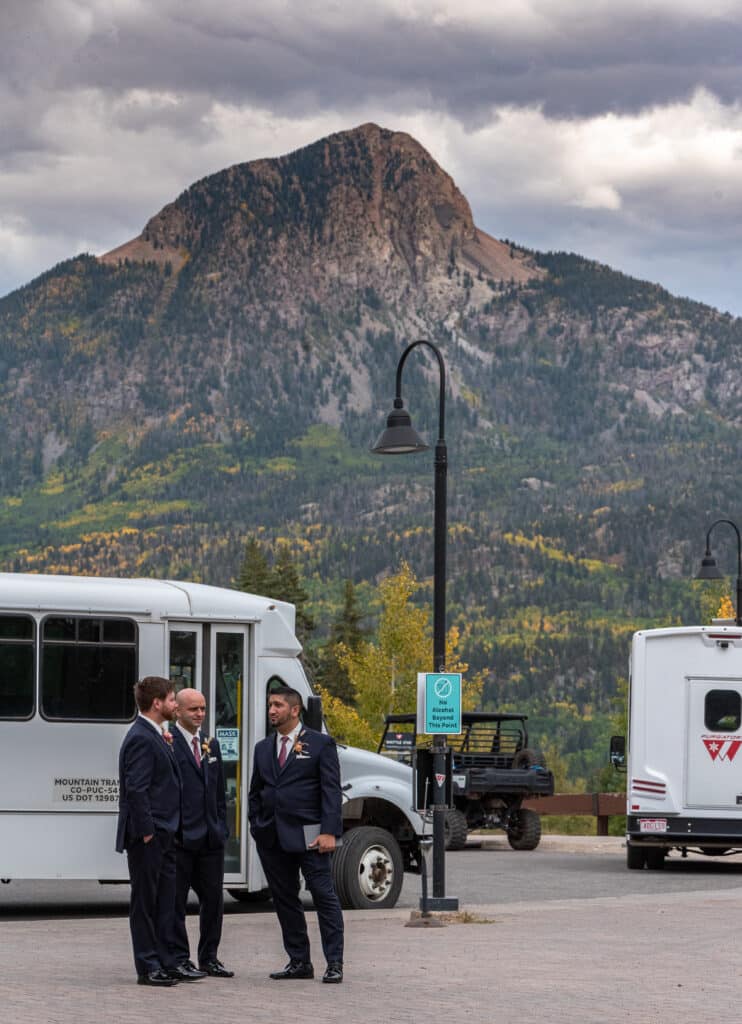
left=138, top=712, right=166, bottom=736
left=175, top=720, right=201, bottom=760
left=276, top=721, right=302, bottom=759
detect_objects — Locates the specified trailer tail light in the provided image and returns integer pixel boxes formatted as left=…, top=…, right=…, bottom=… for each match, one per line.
left=631, top=777, right=666, bottom=798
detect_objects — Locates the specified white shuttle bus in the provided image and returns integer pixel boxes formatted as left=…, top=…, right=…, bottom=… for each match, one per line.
left=0, top=572, right=423, bottom=907
left=615, top=624, right=742, bottom=869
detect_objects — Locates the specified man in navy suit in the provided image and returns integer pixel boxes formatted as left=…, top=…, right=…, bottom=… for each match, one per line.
left=117, top=676, right=199, bottom=986
left=248, top=686, right=344, bottom=984
left=170, top=688, right=234, bottom=979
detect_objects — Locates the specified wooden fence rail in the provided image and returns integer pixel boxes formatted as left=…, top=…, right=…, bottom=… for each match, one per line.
left=523, top=792, right=626, bottom=835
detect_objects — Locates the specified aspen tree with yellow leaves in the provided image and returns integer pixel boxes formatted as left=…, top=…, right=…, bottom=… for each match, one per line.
left=317, top=562, right=484, bottom=747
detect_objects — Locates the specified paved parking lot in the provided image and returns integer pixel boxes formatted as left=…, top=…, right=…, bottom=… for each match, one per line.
left=1, top=836, right=739, bottom=1023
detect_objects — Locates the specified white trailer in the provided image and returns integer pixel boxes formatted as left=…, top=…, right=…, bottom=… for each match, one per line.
left=617, top=624, right=742, bottom=869
left=0, top=572, right=423, bottom=907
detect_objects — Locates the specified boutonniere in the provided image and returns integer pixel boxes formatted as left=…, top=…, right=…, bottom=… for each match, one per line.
left=201, top=738, right=212, bottom=756
left=294, top=731, right=311, bottom=758
left=162, top=730, right=173, bottom=745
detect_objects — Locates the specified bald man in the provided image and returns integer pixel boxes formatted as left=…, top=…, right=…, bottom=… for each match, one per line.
left=170, top=688, right=233, bottom=978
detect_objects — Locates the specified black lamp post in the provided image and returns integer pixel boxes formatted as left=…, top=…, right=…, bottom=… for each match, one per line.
left=695, top=518, right=742, bottom=626
left=372, top=339, right=458, bottom=912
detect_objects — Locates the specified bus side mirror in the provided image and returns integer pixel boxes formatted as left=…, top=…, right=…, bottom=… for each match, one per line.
left=609, top=734, right=626, bottom=771
left=304, top=695, right=324, bottom=732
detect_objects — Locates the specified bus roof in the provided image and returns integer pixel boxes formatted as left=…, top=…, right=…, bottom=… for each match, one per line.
left=0, top=572, right=296, bottom=630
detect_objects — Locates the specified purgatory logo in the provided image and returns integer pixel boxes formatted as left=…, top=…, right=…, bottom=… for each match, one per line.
left=702, top=737, right=742, bottom=762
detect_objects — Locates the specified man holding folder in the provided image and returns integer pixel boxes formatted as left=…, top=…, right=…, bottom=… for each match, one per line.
left=247, top=686, right=344, bottom=984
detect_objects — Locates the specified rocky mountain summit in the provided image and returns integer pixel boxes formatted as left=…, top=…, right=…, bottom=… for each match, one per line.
left=102, top=123, right=538, bottom=318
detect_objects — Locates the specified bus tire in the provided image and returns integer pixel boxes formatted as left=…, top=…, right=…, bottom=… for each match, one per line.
left=332, top=826, right=403, bottom=909
left=645, top=847, right=666, bottom=870
left=626, top=842, right=646, bottom=869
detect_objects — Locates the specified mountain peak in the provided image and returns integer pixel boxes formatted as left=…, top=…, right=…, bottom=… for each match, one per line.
left=100, top=124, right=538, bottom=307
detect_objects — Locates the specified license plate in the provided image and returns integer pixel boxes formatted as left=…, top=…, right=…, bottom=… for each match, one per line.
left=639, top=818, right=668, bottom=833
left=452, top=774, right=467, bottom=788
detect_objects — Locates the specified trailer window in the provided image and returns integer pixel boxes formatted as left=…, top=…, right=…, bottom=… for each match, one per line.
left=0, top=614, right=35, bottom=719
left=41, top=616, right=137, bottom=721
left=705, top=689, right=742, bottom=732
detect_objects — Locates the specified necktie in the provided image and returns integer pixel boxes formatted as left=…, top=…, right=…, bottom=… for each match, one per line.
left=192, top=735, right=201, bottom=765
left=278, top=735, right=289, bottom=767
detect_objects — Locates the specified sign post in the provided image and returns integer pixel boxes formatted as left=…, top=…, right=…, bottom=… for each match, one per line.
left=416, top=672, right=461, bottom=912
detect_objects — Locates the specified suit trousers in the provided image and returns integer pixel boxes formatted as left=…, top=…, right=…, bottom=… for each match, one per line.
left=257, top=843, right=344, bottom=965
left=126, top=830, right=177, bottom=976
left=171, top=841, right=225, bottom=966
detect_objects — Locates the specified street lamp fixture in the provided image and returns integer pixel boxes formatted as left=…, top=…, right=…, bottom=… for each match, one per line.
left=695, top=518, right=742, bottom=626
left=372, top=339, right=458, bottom=912
left=371, top=398, right=429, bottom=455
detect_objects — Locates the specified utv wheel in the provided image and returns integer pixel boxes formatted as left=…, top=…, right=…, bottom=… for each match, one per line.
left=444, top=809, right=469, bottom=851
left=506, top=807, right=542, bottom=850
left=512, top=747, right=546, bottom=770
left=626, top=843, right=646, bottom=869
left=332, top=826, right=403, bottom=910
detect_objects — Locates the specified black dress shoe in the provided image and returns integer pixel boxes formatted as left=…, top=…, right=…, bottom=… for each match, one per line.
left=269, top=961, right=314, bottom=980
left=168, top=962, right=207, bottom=981
left=137, top=969, right=177, bottom=986
left=322, top=962, right=343, bottom=984
left=200, top=959, right=235, bottom=978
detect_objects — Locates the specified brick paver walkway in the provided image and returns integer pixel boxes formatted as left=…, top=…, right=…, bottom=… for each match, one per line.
left=1, top=883, right=737, bottom=1023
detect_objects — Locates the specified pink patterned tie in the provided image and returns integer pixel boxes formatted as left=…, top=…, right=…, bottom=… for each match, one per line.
left=278, top=735, right=289, bottom=767
left=192, top=735, right=201, bottom=765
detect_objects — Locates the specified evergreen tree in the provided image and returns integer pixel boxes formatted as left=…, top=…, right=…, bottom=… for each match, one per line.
left=271, top=542, right=315, bottom=647
left=236, top=537, right=273, bottom=596
left=315, top=580, right=366, bottom=702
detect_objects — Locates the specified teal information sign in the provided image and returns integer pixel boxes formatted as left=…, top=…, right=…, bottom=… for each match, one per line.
left=417, top=672, right=462, bottom=734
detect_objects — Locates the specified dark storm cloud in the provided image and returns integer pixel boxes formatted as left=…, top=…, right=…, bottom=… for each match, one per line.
left=43, top=3, right=742, bottom=121
left=2, top=2, right=742, bottom=314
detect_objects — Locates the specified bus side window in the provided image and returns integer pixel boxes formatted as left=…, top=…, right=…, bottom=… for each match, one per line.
left=41, top=616, right=137, bottom=722
left=0, top=615, right=35, bottom=719
left=169, top=630, right=198, bottom=691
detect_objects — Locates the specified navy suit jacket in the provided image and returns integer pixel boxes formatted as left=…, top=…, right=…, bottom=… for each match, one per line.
left=247, top=727, right=342, bottom=854
left=171, top=728, right=229, bottom=850
left=116, top=716, right=181, bottom=853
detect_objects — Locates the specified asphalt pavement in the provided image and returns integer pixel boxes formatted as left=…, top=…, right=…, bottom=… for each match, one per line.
left=2, top=836, right=741, bottom=1022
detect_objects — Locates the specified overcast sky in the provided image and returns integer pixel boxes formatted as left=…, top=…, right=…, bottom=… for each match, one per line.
left=3, top=0, right=742, bottom=314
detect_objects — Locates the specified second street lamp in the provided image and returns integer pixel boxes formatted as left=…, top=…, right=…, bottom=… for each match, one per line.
left=695, top=518, right=742, bottom=626
left=372, top=339, right=458, bottom=912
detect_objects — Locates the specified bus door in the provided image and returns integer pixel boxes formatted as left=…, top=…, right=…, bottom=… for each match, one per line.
left=209, top=625, right=248, bottom=881
left=168, top=623, right=248, bottom=881
left=686, top=676, right=742, bottom=810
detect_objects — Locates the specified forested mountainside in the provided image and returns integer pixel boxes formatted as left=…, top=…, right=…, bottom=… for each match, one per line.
left=1, top=122, right=740, bottom=781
